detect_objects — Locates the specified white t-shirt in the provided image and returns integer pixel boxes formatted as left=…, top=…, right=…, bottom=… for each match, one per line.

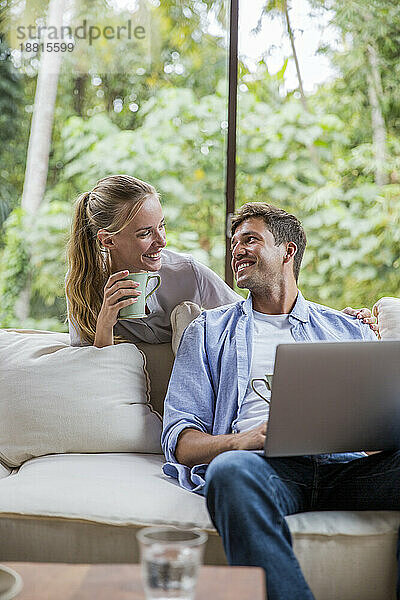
left=67, top=248, right=240, bottom=345
left=233, top=310, right=294, bottom=433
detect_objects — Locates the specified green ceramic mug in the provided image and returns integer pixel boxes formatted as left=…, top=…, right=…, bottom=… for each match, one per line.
left=118, top=272, right=161, bottom=320
left=250, top=374, right=274, bottom=404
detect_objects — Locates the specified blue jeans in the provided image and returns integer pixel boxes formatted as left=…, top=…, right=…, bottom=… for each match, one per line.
left=204, top=450, right=400, bottom=600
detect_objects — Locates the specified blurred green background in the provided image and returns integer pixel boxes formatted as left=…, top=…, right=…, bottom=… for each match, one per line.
left=0, top=0, right=399, bottom=332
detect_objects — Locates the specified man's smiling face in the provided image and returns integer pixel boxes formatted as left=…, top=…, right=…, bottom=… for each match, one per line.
left=231, top=217, right=286, bottom=293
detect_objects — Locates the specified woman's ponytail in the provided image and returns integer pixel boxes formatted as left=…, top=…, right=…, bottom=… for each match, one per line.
left=65, top=175, right=158, bottom=345
left=66, top=191, right=110, bottom=345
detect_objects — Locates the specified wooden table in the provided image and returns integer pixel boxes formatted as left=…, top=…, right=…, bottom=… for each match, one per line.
left=4, top=563, right=265, bottom=599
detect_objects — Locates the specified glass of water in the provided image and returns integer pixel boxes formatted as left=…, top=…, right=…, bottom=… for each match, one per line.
left=137, top=526, right=208, bottom=600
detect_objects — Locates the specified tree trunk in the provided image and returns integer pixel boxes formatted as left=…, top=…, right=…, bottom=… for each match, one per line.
left=283, top=0, right=307, bottom=111
left=73, top=74, right=87, bottom=116
left=283, top=0, right=320, bottom=168
left=16, top=0, right=65, bottom=321
left=21, top=0, right=65, bottom=214
left=366, top=43, right=388, bottom=187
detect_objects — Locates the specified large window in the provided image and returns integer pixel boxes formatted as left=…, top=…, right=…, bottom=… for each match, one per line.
left=0, top=0, right=399, bottom=330
left=1, top=0, right=229, bottom=329
left=235, top=0, right=400, bottom=309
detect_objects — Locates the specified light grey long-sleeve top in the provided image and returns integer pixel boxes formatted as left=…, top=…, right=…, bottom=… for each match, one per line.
left=67, top=248, right=240, bottom=346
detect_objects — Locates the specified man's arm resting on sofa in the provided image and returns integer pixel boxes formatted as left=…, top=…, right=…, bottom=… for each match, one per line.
left=175, top=423, right=267, bottom=468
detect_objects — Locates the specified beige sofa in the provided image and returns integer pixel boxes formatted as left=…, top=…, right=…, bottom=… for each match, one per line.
left=0, top=297, right=400, bottom=600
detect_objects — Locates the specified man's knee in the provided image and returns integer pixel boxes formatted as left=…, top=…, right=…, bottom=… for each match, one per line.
left=205, top=450, right=265, bottom=497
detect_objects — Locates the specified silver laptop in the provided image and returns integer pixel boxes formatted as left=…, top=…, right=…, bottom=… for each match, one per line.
left=264, top=340, right=400, bottom=457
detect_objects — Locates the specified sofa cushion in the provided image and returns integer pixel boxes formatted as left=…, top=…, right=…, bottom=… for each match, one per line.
left=0, top=453, right=213, bottom=529
left=0, top=463, right=10, bottom=479
left=170, top=302, right=202, bottom=355
left=0, top=452, right=225, bottom=565
left=0, top=330, right=162, bottom=467
left=373, top=297, right=400, bottom=339
left=134, top=342, right=175, bottom=417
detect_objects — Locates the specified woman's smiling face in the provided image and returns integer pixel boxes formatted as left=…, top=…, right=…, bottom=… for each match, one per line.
left=102, top=195, right=167, bottom=272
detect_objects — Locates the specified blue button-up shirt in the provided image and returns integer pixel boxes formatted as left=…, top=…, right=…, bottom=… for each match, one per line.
left=161, top=291, right=377, bottom=493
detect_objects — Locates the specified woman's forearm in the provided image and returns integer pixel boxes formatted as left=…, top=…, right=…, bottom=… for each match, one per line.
left=94, top=319, right=114, bottom=347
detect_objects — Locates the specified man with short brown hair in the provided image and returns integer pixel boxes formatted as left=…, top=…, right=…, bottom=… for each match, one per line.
left=161, top=202, right=398, bottom=600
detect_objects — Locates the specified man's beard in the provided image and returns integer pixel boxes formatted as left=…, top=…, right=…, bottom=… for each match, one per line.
left=238, top=270, right=277, bottom=299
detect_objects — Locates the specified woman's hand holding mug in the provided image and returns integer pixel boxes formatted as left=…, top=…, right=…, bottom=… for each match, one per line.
left=95, top=270, right=141, bottom=346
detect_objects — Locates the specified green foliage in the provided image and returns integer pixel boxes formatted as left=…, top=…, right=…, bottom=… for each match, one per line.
left=300, top=184, right=400, bottom=307
left=0, top=200, right=71, bottom=329
left=0, top=34, right=24, bottom=225
left=28, top=200, right=72, bottom=305
left=0, top=208, right=30, bottom=327
left=54, top=86, right=229, bottom=274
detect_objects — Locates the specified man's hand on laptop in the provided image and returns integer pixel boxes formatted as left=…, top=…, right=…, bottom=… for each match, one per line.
left=175, top=422, right=268, bottom=468
left=234, top=422, right=267, bottom=451
left=342, top=307, right=378, bottom=333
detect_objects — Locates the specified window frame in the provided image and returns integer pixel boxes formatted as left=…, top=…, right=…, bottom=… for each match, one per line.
left=225, top=0, right=239, bottom=287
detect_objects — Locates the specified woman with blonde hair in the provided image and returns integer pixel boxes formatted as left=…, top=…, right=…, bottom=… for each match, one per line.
left=66, top=174, right=239, bottom=346
left=66, top=174, right=376, bottom=347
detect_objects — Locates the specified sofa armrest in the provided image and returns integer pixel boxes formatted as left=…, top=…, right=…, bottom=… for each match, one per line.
left=134, top=342, right=175, bottom=417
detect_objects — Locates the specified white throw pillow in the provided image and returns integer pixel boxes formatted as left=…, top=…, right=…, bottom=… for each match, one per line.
left=170, top=302, right=202, bottom=355
left=372, top=297, right=400, bottom=339
left=0, top=330, right=162, bottom=467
